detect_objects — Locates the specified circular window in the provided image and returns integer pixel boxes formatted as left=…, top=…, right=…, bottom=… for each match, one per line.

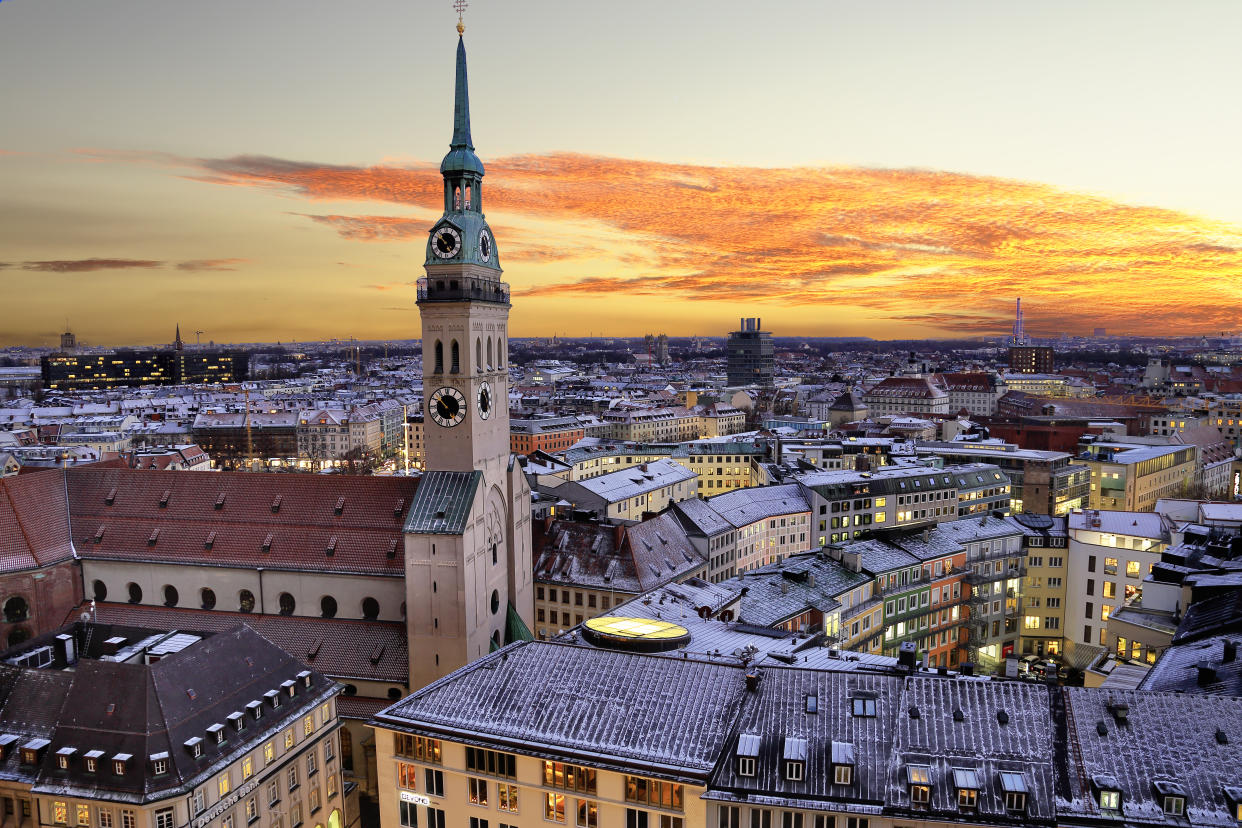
left=343, top=684, right=357, bottom=696
left=239, top=589, right=255, bottom=613
left=361, top=597, right=379, bottom=620
left=321, top=596, right=338, bottom=618
left=163, top=585, right=179, bottom=607
left=387, top=688, right=402, bottom=700
left=490, top=590, right=500, bottom=615
left=92, top=580, right=107, bottom=601
left=127, top=583, right=142, bottom=604
left=3, top=596, right=30, bottom=623
left=278, top=592, right=296, bottom=616
left=201, top=588, right=216, bottom=610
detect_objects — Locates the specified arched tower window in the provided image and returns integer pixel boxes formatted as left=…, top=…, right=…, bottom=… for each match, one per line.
left=450, top=340, right=460, bottom=374
left=453, top=186, right=461, bottom=210
left=476, top=337, right=482, bottom=372
left=433, top=340, right=443, bottom=374
left=464, top=185, right=472, bottom=210
left=3, top=596, right=29, bottom=623
left=486, top=337, right=493, bottom=370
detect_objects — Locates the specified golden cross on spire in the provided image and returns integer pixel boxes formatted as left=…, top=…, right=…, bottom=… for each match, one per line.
left=453, top=0, right=468, bottom=34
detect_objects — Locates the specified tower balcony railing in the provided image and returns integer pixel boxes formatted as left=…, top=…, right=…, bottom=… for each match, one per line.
left=417, top=276, right=510, bottom=305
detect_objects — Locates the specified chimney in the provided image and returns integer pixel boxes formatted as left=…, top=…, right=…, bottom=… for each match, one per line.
left=960, top=662, right=975, bottom=677
left=1225, top=641, right=1237, bottom=664
left=745, top=673, right=760, bottom=692
left=614, top=523, right=626, bottom=547
left=897, top=641, right=917, bottom=670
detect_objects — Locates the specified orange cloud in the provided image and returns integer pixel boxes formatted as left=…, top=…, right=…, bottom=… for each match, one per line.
left=111, top=151, right=1242, bottom=336
left=177, top=258, right=248, bottom=271
left=19, top=258, right=163, bottom=272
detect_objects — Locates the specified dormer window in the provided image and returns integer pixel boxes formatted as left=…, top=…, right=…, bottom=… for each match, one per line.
left=185, top=737, right=203, bottom=759
left=1099, top=789, right=1120, bottom=810
left=297, top=670, right=313, bottom=689
left=228, top=712, right=245, bottom=732
left=1154, top=781, right=1186, bottom=816
left=831, top=742, right=854, bottom=786
left=783, top=737, right=807, bottom=782
left=282, top=679, right=297, bottom=698
left=150, top=752, right=170, bottom=776
left=1093, top=775, right=1122, bottom=812
left=208, top=723, right=225, bottom=745
left=908, top=764, right=931, bottom=804
left=0, top=734, right=17, bottom=761
left=736, top=733, right=759, bottom=777
left=1000, top=772, right=1028, bottom=812
left=247, top=700, right=263, bottom=721
left=113, top=753, right=132, bottom=776
left=56, top=747, right=76, bottom=770
left=84, top=750, right=103, bottom=773
left=953, top=768, right=980, bottom=809
left=265, top=689, right=281, bottom=709
left=21, top=739, right=49, bottom=765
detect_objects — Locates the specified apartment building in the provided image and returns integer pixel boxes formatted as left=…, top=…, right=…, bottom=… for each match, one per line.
left=372, top=639, right=1242, bottom=828
left=862, top=376, right=950, bottom=417
left=542, top=458, right=698, bottom=523
left=1063, top=509, right=1171, bottom=659
left=918, top=442, right=1089, bottom=515
left=509, top=417, right=585, bottom=455
left=0, top=623, right=348, bottom=828
left=1012, top=514, right=1070, bottom=659
left=1079, top=441, right=1198, bottom=511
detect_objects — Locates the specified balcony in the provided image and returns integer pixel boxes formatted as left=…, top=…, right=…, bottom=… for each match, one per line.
left=416, top=276, right=510, bottom=305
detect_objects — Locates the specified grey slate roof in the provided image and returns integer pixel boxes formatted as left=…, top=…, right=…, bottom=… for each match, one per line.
left=887, top=677, right=1056, bottom=823
left=374, top=640, right=748, bottom=780
left=404, top=470, right=482, bottom=534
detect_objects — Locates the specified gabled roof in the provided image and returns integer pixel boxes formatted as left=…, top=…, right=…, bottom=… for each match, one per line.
left=404, top=470, right=482, bottom=535
left=0, top=470, right=75, bottom=573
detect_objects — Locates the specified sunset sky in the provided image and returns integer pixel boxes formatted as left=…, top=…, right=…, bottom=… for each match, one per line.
left=2, top=0, right=1241, bottom=347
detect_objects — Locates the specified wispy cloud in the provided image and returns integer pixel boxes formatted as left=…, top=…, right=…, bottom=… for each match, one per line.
left=20, top=258, right=163, bottom=272
left=99, top=150, right=1242, bottom=336
left=177, top=258, right=248, bottom=271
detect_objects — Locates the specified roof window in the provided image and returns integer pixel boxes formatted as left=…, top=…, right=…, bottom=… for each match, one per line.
left=736, top=733, right=759, bottom=777
left=953, top=768, right=980, bottom=810
left=1093, top=775, right=1122, bottom=812
left=830, top=741, right=854, bottom=786
left=1154, top=781, right=1186, bottom=817
left=851, top=695, right=877, bottom=717
left=1000, top=771, right=1028, bottom=812
left=908, top=764, right=931, bottom=804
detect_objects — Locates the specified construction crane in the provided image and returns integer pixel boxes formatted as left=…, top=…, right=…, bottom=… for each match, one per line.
left=195, top=330, right=204, bottom=348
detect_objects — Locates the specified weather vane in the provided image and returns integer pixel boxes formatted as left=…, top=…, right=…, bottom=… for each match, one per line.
left=453, top=0, right=468, bottom=35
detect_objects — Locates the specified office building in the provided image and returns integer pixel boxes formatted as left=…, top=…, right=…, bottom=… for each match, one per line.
left=726, top=317, right=774, bottom=387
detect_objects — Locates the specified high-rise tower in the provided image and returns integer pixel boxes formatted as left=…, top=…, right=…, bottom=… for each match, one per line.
left=404, top=15, right=533, bottom=689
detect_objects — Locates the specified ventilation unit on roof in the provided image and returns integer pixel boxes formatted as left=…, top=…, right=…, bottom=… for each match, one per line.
left=159, top=490, right=170, bottom=508
left=214, top=493, right=226, bottom=510
left=393, top=498, right=405, bottom=518
left=105, top=488, right=116, bottom=506
left=334, top=497, right=345, bottom=516
left=147, top=528, right=160, bottom=546
left=271, top=495, right=282, bottom=513
left=326, top=536, right=337, bottom=557
left=262, top=533, right=273, bottom=553
left=387, top=539, right=399, bottom=560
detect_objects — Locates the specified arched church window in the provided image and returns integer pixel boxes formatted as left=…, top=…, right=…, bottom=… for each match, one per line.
left=464, top=184, right=472, bottom=209
left=127, top=583, right=142, bottom=604
left=453, top=187, right=461, bottom=210
left=450, top=341, right=460, bottom=374
left=434, top=341, right=444, bottom=374
left=476, top=337, right=482, bottom=371
left=361, top=597, right=380, bottom=620
left=3, top=596, right=29, bottom=623
left=239, top=589, right=255, bottom=613
left=163, top=585, right=179, bottom=607
left=93, top=580, right=107, bottom=601
left=201, top=588, right=216, bottom=610
left=278, top=592, right=296, bottom=616
left=321, top=595, right=338, bottom=618
left=486, top=337, right=493, bottom=370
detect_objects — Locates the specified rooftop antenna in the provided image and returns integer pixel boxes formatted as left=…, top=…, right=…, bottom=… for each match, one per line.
left=453, top=0, right=467, bottom=34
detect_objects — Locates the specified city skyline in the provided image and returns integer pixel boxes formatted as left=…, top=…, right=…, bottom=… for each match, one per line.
left=3, top=0, right=1242, bottom=347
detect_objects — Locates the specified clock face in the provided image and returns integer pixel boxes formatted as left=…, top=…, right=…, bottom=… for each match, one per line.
left=429, top=386, right=467, bottom=427
left=478, top=229, right=492, bottom=262
left=477, top=380, right=492, bottom=419
left=432, top=226, right=461, bottom=259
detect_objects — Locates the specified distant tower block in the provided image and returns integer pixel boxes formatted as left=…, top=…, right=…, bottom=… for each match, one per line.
left=59, top=329, right=77, bottom=354
left=727, top=317, right=774, bottom=387
left=1011, top=298, right=1025, bottom=346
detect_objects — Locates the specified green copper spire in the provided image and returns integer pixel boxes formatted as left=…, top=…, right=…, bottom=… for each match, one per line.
left=440, top=35, right=484, bottom=176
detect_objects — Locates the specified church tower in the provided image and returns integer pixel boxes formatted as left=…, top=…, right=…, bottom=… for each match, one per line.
left=404, top=16, right=533, bottom=689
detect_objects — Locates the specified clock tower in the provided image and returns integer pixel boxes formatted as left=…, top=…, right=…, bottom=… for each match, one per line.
left=419, top=28, right=509, bottom=482
left=405, top=16, right=533, bottom=690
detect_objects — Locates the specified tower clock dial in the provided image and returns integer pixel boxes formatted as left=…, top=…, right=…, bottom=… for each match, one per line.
left=432, top=226, right=461, bottom=258
left=476, top=380, right=493, bottom=419
left=478, top=229, right=492, bottom=262
left=429, top=386, right=467, bottom=427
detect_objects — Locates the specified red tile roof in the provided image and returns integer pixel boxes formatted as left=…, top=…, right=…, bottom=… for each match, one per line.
left=0, top=470, right=74, bottom=573
left=67, top=467, right=418, bottom=576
